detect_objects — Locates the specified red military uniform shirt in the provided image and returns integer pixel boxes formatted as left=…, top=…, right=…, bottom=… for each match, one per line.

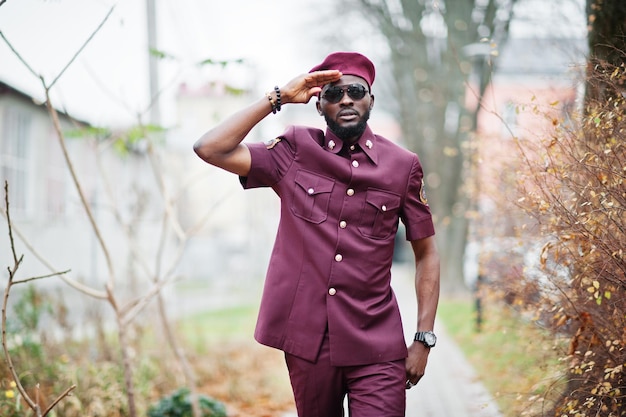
left=241, top=124, right=435, bottom=366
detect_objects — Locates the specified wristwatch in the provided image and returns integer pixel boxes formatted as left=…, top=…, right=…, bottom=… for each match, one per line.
left=414, top=331, right=437, bottom=348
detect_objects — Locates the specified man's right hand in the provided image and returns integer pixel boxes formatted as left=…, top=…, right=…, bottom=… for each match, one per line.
left=280, top=70, right=342, bottom=105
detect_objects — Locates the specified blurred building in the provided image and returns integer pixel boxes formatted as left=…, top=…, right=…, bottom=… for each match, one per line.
left=0, top=80, right=110, bottom=285
left=464, top=37, right=587, bottom=286
left=0, top=80, right=174, bottom=335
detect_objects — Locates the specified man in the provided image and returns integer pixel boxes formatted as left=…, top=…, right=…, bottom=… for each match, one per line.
left=193, top=51, right=440, bottom=417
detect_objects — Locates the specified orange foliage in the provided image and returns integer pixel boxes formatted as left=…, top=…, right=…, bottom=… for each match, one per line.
left=514, top=62, right=626, bottom=416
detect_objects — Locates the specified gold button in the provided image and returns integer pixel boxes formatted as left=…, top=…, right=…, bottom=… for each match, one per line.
left=307, top=188, right=314, bottom=195
left=352, top=160, right=359, bottom=168
left=335, top=254, right=343, bottom=262
left=349, top=145, right=355, bottom=151
left=328, top=288, right=337, bottom=296
left=339, top=221, right=347, bottom=229
left=382, top=205, right=387, bottom=211
left=346, top=189, right=355, bottom=196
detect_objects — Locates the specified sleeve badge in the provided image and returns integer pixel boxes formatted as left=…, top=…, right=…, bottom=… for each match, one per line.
left=264, top=137, right=282, bottom=149
left=419, top=179, right=428, bottom=205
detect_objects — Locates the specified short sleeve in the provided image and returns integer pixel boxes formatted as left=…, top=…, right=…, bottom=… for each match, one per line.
left=401, top=155, right=435, bottom=241
left=239, top=128, right=296, bottom=189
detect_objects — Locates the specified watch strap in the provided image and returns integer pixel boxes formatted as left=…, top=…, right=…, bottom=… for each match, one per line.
left=414, top=331, right=437, bottom=348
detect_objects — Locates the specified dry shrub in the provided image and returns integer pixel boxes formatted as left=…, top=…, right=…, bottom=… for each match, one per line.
left=2, top=337, right=294, bottom=417
left=515, top=63, right=626, bottom=416
left=193, top=341, right=294, bottom=417
left=1, top=286, right=294, bottom=417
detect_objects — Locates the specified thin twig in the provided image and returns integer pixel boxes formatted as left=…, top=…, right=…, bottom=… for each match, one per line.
left=0, top=30, right=39, bottom=79
left=48, top=5, right=116, bottom=89
left=0, top=205, right=107, bottom=299
left=4, top=182, right=18, bottom=266
left=2, top=182, right=39, bottom=414
left=2, top=183, right=79, bottom=417
left=93, top=145, right=154, bottom=279
left=43, top=88, right=117, bottom=293
left=120, top=273, right=182, bottom=326
left=145, top=139, right=186, bottom=240
left=41, top=384, right=77, bottom=417
left=12, top=269, right=71, bottom=285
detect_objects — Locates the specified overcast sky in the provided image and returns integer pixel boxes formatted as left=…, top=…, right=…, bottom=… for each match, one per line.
left=0, top=0, right=586, bottom=128
left=0, top=0, right=337, bottom=127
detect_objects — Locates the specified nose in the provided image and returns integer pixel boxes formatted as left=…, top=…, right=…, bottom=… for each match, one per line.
left=339, top=91, right=354, bottom=105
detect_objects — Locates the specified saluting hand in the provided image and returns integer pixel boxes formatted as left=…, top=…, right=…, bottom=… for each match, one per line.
left=280, top=70, right=342, bottom=105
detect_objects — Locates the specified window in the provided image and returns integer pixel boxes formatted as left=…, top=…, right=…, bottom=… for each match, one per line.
left=1, top=107, right=32, bottom=216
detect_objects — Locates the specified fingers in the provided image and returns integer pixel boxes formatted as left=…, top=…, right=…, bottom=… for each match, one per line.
left=405, top=373, right=424, bottom=390
left=405, top=345, right=428, bottom=390
left=304, top=70, right=342, bottom=87
left=280, top=70, right=342, bottom=104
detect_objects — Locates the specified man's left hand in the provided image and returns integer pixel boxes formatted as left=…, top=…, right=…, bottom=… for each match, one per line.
left=405, top=341, right=430, bottom=389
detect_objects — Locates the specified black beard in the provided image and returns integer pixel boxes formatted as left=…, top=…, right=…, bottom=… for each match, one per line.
left=324, top=109, right=370, bottom=143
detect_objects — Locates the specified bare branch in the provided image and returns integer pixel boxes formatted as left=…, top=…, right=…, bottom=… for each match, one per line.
left=1, top=185, right=32, bottom=410
left=2, top=182, right=76, bottom=416
left=0, top=205, right=107, bottom=299
left=4, top=182, right=19, bottom=266
left=48, top=5, right=116, bottom=89
left=145, top=139, right=186, bottom=240
left=94, top=145, right=155, bottom=279
left=12, top=269, right=71, bottom=285
left=43, top=89, right=117, bottom=293
left=120, top=273, right=182, bottom=326
left=0, top=30, right=39, bottom=79
left=41, top=384, right=77, bottom=417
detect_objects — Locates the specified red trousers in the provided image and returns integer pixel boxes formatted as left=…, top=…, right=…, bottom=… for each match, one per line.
left=284, top=333, right=406, bottom=417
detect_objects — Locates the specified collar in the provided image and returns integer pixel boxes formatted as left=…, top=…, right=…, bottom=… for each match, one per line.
left=323, top=125, right=379, bottom=165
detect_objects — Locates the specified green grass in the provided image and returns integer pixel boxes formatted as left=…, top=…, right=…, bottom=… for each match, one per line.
left=175, top=295, right=567, bottom=415
left=176, top=304, right=259, bottom=347
left=437, top=297, right=566, bottom=416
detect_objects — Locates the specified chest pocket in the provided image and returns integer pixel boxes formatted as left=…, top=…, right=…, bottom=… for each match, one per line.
left=358, top=189, right=401, bottom=239
left=291, top=169, right=335, bottom=224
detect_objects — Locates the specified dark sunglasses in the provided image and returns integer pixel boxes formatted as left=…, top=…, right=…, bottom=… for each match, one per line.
left=322, top=83, right=369, bottom=103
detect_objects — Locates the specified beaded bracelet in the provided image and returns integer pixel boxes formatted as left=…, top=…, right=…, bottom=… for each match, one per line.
left=274, top=86, right=282, bottom=112
left=266, top=92, right=277, bottom=114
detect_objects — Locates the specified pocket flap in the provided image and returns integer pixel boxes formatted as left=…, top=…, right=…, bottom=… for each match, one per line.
left=365, top=189, right=400, bottom=212
left=295, top=170, right=335, bottom=195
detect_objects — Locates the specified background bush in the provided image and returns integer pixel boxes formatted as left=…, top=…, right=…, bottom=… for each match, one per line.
left=515, top=63, right=625, bottom=416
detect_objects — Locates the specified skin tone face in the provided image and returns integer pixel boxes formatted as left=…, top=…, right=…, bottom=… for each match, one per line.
left=316, top=74, right=375, bottom=144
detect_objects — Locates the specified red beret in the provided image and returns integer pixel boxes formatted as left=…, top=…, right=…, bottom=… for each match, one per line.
left=309, top=51, right=376, bottom=88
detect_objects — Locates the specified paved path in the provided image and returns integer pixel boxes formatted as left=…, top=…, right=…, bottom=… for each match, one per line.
left=393, top=265, right=502, bottom=417
left=282, top=263, right=503, bottom=417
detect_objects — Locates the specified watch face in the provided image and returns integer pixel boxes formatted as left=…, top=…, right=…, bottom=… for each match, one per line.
left=424, top=333, right=436, bottom=346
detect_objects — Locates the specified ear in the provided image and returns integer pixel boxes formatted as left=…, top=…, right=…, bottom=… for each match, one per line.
left=369, top=94, right=375, bottom=111
left=316, top=100, right=323, bottom=115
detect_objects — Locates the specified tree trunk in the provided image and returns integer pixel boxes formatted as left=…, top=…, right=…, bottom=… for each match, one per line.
left=584, top=0, right=626, bottom=107
left=349, top=0, right=515, bottom=294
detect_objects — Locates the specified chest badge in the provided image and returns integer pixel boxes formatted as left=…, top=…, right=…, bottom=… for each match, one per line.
left=365, top=139, right=373, bottom=149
